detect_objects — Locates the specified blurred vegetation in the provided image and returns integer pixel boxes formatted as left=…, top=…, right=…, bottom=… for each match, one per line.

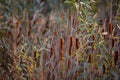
left=0, top=0, right=120, bottom=80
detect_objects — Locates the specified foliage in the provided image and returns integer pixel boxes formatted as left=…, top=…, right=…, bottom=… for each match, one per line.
left=0, top=0, right=120, bottom=80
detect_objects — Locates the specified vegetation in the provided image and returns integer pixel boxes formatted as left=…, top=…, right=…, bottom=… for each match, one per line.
left=0, top=0, right=120, bottom=80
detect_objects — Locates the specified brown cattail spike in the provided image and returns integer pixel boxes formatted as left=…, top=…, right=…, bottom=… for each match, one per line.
left=92, top=35, right=95, bottom=41
left=76, top=38, right=79, bottom=49
left=60, top=38, right=64, bottom=60
left=69, top=47, right=71, bottom=56
left=109, top=22, right=113, bottom=35
left=60, top=38, right=64, bottom=50
left=88, top=54, right=92, bottom=63
left=70, top=36, right=74, bottom=47
left=69, top=36, right=74, bottom=56
left=34, top=51, right=37, bottom=61
left=17, top=27, right=22, bottom=39
left=114, top=51, right=118, bottom=65
left=103, top=64, right=106, bottom=74
left=112, top=38, right=114, bottom=47
left=50, top=47, right=54, bottom=57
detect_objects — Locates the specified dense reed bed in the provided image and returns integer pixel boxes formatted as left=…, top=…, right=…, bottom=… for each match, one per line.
left=0, top=0, right=120, bottom=80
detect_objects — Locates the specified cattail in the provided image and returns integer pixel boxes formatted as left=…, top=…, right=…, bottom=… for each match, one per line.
left=69, top=36, right=74, bottom=56
left=17, top=27, right=22, bottom=39
left=50, top=47, right=54, bottom=57
left=68, top=60, right=71, bottom=70
left=76, top=38, right=79, bottom=49
left=34, top=51, right=37, bottom=61
left=99, top=19, right=102, bottom=25
left=60, top=38, right=64, bottom=60
left=112, top=38, right=114, bottom=47
left=92, top=35, right=95, bottom=41
left=103, top=64, right=106, bottom=74
left=28, top=26, right=32, bottom=36
left=114, top=51, right=118, bottom=65
left=70, top=36, right=74, bottom=47
left=61, top=50, right=64, bottom=60
left=109, top=22, right=113, bottom=35
left=60, top=38, right=64, bottom=50
left=26, top=18, right=31, bottom=36
left=102, top=29, right=105, bottom=39
left=69, top=47, right=72, bottom=56
left=88, top=54, right=92, bottom=63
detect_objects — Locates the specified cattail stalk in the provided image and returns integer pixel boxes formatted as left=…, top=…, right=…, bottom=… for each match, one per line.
left=114, top=51, right=118, bottom=65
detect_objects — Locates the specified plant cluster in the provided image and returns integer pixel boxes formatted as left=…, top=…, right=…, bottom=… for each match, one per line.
left=0, top=0, right=120, bottom=80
